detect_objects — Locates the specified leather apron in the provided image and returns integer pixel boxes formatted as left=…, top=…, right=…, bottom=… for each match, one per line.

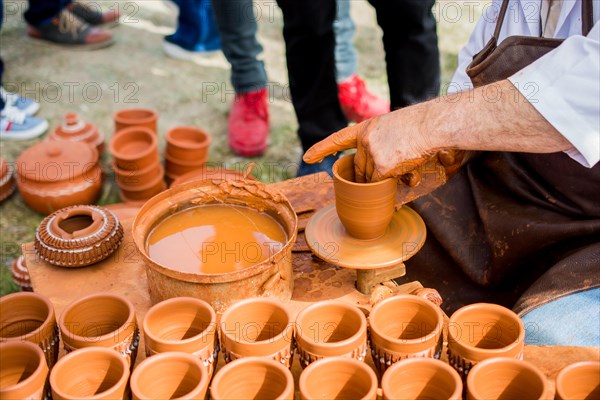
left=406, top=0, right=599, bottom=315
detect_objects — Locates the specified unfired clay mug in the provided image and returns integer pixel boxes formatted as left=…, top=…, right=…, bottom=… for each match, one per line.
left=447, top=303, right=524, bottom=378
left=332, top=153, right=398, bottom=240
left=299, top=357, right=378, bottom=400
left=555, top=361, right=600, bottom=400
left=369, top=294, right=444, bottom=375
left=381, top=358, right=462, bottom=400
left=0, top=341, right=49, bottom=400
left=219, top=298, right=294, bottom=367
left=466, top=357, right=548, bottom=400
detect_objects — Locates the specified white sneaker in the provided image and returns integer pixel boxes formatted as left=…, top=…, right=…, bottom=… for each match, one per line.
left=0, top=87, right=40, bottom=116
left=0, top=106, right=48, bottom=141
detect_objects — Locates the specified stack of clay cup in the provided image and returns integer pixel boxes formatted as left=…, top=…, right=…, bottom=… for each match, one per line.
left=164, top=126, right=211, bottom=182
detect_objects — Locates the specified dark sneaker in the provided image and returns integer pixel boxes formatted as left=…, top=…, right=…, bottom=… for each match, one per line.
left=67, top=1, right=120, bottom=26
left=27, top=9, right=114, bottom=50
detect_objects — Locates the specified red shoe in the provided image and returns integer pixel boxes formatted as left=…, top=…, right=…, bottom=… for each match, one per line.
left=337, top=74, right=390, bottom=123
left=228, top=88, right=269, bottom=157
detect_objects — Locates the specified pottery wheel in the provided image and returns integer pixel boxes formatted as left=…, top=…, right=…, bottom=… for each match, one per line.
left=305, top=204, right=426, bottom=269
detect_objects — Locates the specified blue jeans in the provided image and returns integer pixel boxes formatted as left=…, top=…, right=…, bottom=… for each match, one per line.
left=334, top=0, right=357, bottom=83
left=168, top=0, right=221, bottom=52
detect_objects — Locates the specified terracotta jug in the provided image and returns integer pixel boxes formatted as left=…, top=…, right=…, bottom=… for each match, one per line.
left=299, top=357, right=378, bottom=400
left=49, top=112, right=105, bottom=153
left=0, top=341, right=49, bottom=400
left=466, top=357, right=548, bottom=400
left=555, top=361, right=600, bottom=400
left=114, top=108, right=158, bottom=135
left=143, top=297, right=218, bottom=376
left=333, top=154, right=397, bottom=240
left=295, top=300, right=368, bottom=368
left=110, top=126, right=159, bottom=171
left=210, top=357, right=294, bottom=400
left=220, top=298, right=294, bottom=367
left=0, top=292, right=59, bottom=368
left=165, top=126, right=211, bottom=162
left=0, top=157, right=16, bottom=203
left=381, top=358, right=462, bottom=400
left=369, top=294, right=444, bottom=375
left=50, top=347, right=130, bottom=400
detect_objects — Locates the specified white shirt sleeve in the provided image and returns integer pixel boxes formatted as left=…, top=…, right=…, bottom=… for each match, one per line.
left=509, top=22, right=600, bottom=168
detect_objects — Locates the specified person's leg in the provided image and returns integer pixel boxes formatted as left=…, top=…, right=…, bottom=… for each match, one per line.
left=368, top=0, right=440, bottom=109
left=334, top=0, right=357, bottom=83
left=24, top=0, right=70, bottom=26
left=166, top=0, right=220, bottom=53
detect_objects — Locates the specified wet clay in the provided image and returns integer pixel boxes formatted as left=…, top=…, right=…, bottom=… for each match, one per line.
left=147, top=204, right=287, bottom=274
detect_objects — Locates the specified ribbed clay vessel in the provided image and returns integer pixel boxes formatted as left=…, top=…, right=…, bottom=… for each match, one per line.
left=11, top=255, right=32, bottom=291
left=0, top=157, right=16, bottom=203
left=0, top=341, right=49, bottom=400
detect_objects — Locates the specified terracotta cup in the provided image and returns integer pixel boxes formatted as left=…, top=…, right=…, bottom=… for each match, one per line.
left=114, top=108, right=158, bottom=135
left=118, top=168, right=166, bottom=202
left=447, top=303, right=525, bottom=378
left=210, top=357, right=294, bottom=400
left=0, top=292, right=59, bottom=367
left=466, top=357, right=548, bottom=400
left=332, top=153, right=397, bottom=240
left=295, top=300, right=368, bottom=368
left=58, top=293, right=139, bottom=367
left=110, top=126, right=159, bottom=171
left=0, top=341, right=49, bottom=400
left=369, top=294, right=444, bottom=376
left=143, top=297, right=218, bottom=376
left=113, top=161, right=162, bottom=188
left=381, top=358, right=462, bottom=400
left=164, top=153, right=207, bottom=178
left=130, top=351, right=209, bottom=400
left=555, top=361, right=600, bottom=400
left=299, top=357, right=378, bottom=400
left=50, top=347, right=130, bottom=400
left=165, top=126, right=211, bottom=162
left=220, top=298, right=294, bottom=367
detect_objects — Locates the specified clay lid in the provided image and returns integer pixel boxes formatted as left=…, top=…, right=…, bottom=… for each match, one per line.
left=16, top=141, right=98, bottom=182
left=52, top=113, right=97, bottom=139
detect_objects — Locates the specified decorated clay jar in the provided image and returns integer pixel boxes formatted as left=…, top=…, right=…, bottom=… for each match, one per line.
left=114, top=108, right=158, bottom=135
left=11, top=255, right=32, bottom=291
left=0, top=341, right=49, bottom=400
left=294, top=301, right=368, bottom=368
left=555, top=361, right=600, bottom=400
left=34, top=205, right=124, bottom=268
left=16, top=141, right=103, bottom=214
left=220, top=298, right=294, bottom=367
left=110, top=126, right=159, bottom=171
left=165, top=126, right=211, bottom=162
left=0, top=292, right=59, bottom=368
left=49, top=112, right=105, bottom=154
left=143, top=297, right=218, bottom=376
left=0, top=157, right=16, bottom=203
left=210, top=357, right=294, bottom=400
left=170, top=166, right=256, bottom=188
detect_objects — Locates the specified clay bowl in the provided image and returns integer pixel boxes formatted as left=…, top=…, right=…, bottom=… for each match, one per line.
left=114, top=108, right=158, bottom=135
left=0, top=292, right=59, bottom=367
left=0, top=157, right=16, bottom=203
left=58, top=293, right=139, bottom=366
left=113, top=160, right=162, bottom=188
left=49, top=112, right=105, bottom=154
left=333, top=153, right=398, bottom=240
left=466, top=357, right=548, bottom=400
left=381, top=358, right=462, bottom=400
left=11, top=255, right=32, bottom=291
left=447, top=303, right=525, bottom=378
left=131, top=178, right=297, bottom=314
left=50, top=347, right=130, bottom=400
left=0, top=341, right=49, bottom=400
left=299, top=357, right=378, bottom=400
left=164, top=153, right=208, bottom=177
left=170, top=167, right=256, bottom=188
left=143, top=297, right=218, bottom=376
left=220, top=298, right=294, bottom=367
left=295, top=300, right=368, bottom=367
left=555, top=361, right=600, bottom=400
left=110, top=126, right=159, bottom=171
left=369, top=294, right=444, bottom=375
left=165, top=126, right=211, bottom=162
left=210, top=357, right=294, bottom=400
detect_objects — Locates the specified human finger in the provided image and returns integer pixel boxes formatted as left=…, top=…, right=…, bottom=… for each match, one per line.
left=302, top=124, right=361, bottom=164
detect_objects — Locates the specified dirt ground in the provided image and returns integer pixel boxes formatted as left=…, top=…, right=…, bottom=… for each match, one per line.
left=0, top=0, right=482, bottom=294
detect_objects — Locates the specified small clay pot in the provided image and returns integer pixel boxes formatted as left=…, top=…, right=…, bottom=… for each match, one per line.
left=220, top=298, right=294, bottom=367
left=110, top=127, right=159, bottom=171
left=49, top=112, right=105, bottom=154
left=0, top=157, right=16, bottom=203
left=210, top=357, right=294, bottom=400
left=35, top=205, right=124, bottom=268
left=11, top=255, right=32, bottom=292
left=332, top=154, right=397, bottom=240
left=130, top=351, right=210, bottom=400
left=113, top=161, right=162, bottom=188
left=447, top=303, right=525, bottom=378
left=381, top=358, right=462, bottom=400
left=16, top=141, right=103, bottom=214
left=118, top=168, right=165, bottom=202
left=295, top=300, right=368, bottom=368
left=58, top=293, right=139, bottom=366
left=165, top=126, right=211, bottom=162
left=0, top=292, right=59, bottom=368
left=50, top=347, right=130, bottom=400
left=119, top=181, right=167, bottom=204
left=466, top=357, right=548, bottom=400
left=164, top=153, right=207, bottom=177
left=369, top=294, right=444, bottom=375
left=299, top=357, right=378, bottom=400
left=170, top=167, right=256, bottom=188
left=143, top=297, right=218, bottom=376
left=0, top=341, right=49, bottom=400
left=114, top=108, right=158, bottom=135
left=555, top=361, right=600, bottom=400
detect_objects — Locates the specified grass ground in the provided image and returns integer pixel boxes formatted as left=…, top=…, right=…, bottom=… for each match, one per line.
left=0, top=0, right=485, bottom=295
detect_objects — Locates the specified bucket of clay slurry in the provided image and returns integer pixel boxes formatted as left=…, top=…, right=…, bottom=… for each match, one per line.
left=132, top=177, right=298, bottom=314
